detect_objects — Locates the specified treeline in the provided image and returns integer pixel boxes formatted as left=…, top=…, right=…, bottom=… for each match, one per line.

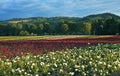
left=92, top=18, right=120, bottom=35
left=0, top=16, right=120, bottom=36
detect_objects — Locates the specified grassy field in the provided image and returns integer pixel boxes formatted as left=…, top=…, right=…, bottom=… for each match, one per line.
left=0, top=35, right=112, bottom=41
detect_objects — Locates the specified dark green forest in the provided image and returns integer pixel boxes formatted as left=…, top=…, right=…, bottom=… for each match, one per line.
left=0, top=13, right=120, bottom=36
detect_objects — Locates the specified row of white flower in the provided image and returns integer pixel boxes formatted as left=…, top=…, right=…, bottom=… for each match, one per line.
left=0, top=44, right=120, bottom=76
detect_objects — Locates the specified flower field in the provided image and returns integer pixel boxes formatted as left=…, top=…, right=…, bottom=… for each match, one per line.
left=0, top=44, right=120, bottom=76
left=0, top=36, right=120, bottom=58
left=0, top=36, right=120, bottom=76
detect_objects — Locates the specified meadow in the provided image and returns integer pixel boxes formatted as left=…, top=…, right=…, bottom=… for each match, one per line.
left=0, top=35, right=120, bottom=76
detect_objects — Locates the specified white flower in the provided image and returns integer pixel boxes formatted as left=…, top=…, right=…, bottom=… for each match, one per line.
left=108, top=64, right=111, bottom=67
left=13, top=60, right=17, bottom=63
left=95, top=68, right=97, bottom=71
left=75, top=69, right=78, bottom=71
left=100, top=70, right=102, bottom=73
left=88, top=43, right=90, bottom=45
left=63, top=59, right=65, bottom=62
left=35, top=74, right=39, bottom=76
left=69, top=72, right=74, bottom=75
left=12, top=69, right=15, bottom=73
left=97, top=56, right=100, bottom=59
left=27, top=62, right=30, bottom=65
left=90, top=50, right=93, bottom=51
left=93, top=74, right=96, bottom=76
left=32, top=63, right=36, bottom=66
left=37, top=55, right=40, bottom=57
left=40, top=62, right=45, bottom=65
left=21, top=69, right=24, bottom=72
left=6, top=59, right=9, bottom=61
left=53, top=57, right=56, bottom=60
left=114, top=66, right=117, bottom=69
left=18, top=70, right=21, bottom=73
left=103, top=62, right=106, bottom=65
left=81, top=65, right=85, bottom=69
left=26, top=55, right=30, bottom=59
left=98, top=61, right=103, bottom=65
left=71, top=59, right=75, bottom=62
left=79, top=56, right=82, bottom=58
left=60, top=69, right=63, bottom=72
left=48, top=72, right=51, bottom=75
left=118, top=63, right=120, bottom=68
left=16, top=56, right=20, bottom=60
left=34, top=56, right=37, bottom=58
left=24, top=72, right=27, bottom=75
left=89, top=61, right=92, bottom=65
left=100, top=73, right=102, bottom=75
left=6, top=62, right=12, bottom=66
left=50, top=52, right=55, bottom=55
left=63, top=63, right=67, bottom=66
left=75, top=65, right=80, bottom=68
left=51, top=68, right=55, bottom=71
left=16, top=68, right=20, bottom=71
left=54, top=63, right=57, bottom=67
left=82, top=72, right=86, bottom=76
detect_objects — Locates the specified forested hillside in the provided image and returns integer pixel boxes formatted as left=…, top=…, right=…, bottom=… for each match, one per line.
left=0, top=13, right=120, bottom=36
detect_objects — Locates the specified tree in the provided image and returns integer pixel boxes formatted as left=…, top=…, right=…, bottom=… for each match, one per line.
left=103, top=18, right=118, bottom=35
left=25, top=23, right=37, bottom=34
left=17, top=23, right=23, bottom=30
left=76, top=22, right=85, bottom=34
left=0, top=24, right=5, bottom=35
left=67, top=21, right=77, bottom=34
left=8, top=23, right=18, bottom=35
left=19, top=30, right=29, bottom=36
left=83, top=22, right=92, bottom=35
left=43, top=22, right=51, bottom=34
left=37, top=24, right=44, bottom=35
left=60, top=23, right=69, bottom=34
left=91, top=19, right=104, bottom=35
left=38, top=24, right=44, bottom=30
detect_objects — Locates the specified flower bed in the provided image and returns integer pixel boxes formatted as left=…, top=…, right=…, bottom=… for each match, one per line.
left=0, top=44, right=120, bottom=76
left=0, top=36, right=120, bottom=58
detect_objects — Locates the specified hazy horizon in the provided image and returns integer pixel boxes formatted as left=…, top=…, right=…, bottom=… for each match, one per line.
left=0, top=0, right=120, bottom=20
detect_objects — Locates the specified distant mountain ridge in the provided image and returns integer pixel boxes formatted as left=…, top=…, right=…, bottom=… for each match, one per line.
left=1, top=13, right=120, bottom=24
left=81, top=13, right=120, bottom=21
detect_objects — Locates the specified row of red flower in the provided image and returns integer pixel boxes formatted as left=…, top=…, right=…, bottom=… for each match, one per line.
left=0, top=36, right=120, bottom=58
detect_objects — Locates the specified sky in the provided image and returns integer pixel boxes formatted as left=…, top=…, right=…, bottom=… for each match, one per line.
left=0, top=0, right=120, bottom=20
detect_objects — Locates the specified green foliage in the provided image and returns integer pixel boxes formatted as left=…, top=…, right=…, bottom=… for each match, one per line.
left=17, top=24, right=23, bottom=29
left=19, top=31, right=29, bottom=36
left=83, top=22, right=92, bottom=35
left=60, top=24, right=69, bottom=33
left=0, top=13, right=120, bottom=35
left=0, top=44, right=120, bottom=76
left=38, top=24, right=44, bottom=30
left=92, top=17, right=120, bottom=35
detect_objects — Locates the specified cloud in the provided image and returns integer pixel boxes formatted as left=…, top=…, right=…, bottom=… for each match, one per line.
left=0, top=0, right=120, bottom=20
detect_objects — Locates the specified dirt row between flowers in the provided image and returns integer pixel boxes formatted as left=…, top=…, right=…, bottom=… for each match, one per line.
left=0, top=36, right=120, bottom=58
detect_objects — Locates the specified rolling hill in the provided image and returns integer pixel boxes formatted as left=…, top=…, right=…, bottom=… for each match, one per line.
left=0, top=12, right=120, bottom=24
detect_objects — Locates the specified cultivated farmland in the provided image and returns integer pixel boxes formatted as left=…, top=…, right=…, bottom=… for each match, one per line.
left=0, top=36, right=120, bottom=76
